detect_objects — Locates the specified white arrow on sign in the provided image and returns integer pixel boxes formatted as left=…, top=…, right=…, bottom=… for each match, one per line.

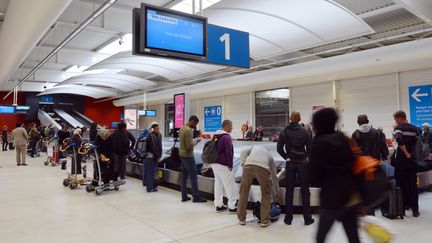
left=205, top=108, right=210, bottom=116
left=412, top=88, right=428, bottom=102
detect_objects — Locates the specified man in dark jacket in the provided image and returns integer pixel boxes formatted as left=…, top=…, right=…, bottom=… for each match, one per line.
left=393, top=111, right=421, bottom=217
left=352, top=115, right=389, bottom=161
left=277, top=111, right=314, bottom=226
left=211, top=120, right=237, bottom=213
left=309, top=108, right=360, bottom=243
left=111, top=122, right=136, bottom=181
left=143, top=122, right=163, bottom=192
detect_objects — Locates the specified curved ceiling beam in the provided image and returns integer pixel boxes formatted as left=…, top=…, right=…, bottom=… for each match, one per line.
left=207, top=7, right=326, bottom=41
left=38, top=85, right=118, bottom=99
left=88, top=51, right=223, bottom=80
left=58, top=74, right=156, bottom=92
left=0, top=0, right=73, bottom=88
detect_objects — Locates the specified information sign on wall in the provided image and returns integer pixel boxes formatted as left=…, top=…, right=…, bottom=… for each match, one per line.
left=204, top=106, right=222, bottom=132
left=409, top=84, right=432, bottom=126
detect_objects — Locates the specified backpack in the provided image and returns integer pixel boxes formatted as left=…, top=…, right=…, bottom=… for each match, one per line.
left=202, top=134, right=227, bottom=164
left=347, top=138, right=391, bottom=208
left=285, top=128, right=307, bottom=162
left=252, top=201, right=281, bottom=222
left=413, top=136, right=429, bottom=164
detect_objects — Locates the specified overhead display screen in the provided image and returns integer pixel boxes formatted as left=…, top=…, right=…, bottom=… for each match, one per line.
left=15, top=106, right=30, bottom=114
left=0, top=106, right=14, bottom=114
left=133, top=4, right=207, bottom=61
left=146, top=110, right=157, bottom=117
left=146, top=8, right=205, bottom=56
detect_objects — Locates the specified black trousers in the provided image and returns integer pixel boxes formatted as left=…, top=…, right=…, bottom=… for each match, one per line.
left=395, top=157, right=419, bottom=212
left=2, top=139, right=8, bottom=151
left=317, top=207, right=360, bottom=243
left=30, top=140, right=38, bottom=157
left=284, top=161, right=312, bottom=222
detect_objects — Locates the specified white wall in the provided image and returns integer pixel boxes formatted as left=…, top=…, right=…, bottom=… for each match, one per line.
left=186, top=93, right=251, bottom=139
left=291, top=82, right=334, bottom=125
left=139, top=104, right=164, bottom=133
left=339, top=73, right=398, bottom=137
left=147, top=67, right=432, bottom=139
left=400, top=68, right=432, bottom=121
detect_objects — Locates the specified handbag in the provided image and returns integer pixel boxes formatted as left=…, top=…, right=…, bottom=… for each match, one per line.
left=347, top=138, right=392, bottom=208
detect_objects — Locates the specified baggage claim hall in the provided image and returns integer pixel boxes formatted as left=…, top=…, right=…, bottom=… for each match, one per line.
left=1, top=0, right=432, bottom=242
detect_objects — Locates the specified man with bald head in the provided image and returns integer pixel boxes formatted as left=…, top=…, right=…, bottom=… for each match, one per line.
left=277, top=111, right=314, bottom=226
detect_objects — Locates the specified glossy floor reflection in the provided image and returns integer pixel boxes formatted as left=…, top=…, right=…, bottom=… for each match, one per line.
left=0, top=150, right=431, bottom=243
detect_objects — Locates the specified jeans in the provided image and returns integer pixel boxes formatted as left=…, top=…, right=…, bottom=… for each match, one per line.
left=317, top=207, right=360, bottom=243
left=395, top=157, right=419, bottom=212
left=143, top=158, right=157, bottom=191
left=285, top=161, right=312, bottom=222
left=180, top=156, right=200, bottom=199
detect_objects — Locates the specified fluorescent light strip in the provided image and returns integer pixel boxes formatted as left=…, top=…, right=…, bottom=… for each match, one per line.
left=171, top=0, right=221, bottom=14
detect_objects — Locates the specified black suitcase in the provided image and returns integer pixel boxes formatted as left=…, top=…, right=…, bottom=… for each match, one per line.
left=380, top=183, right=404, bottom=219
left=9, top=143, right=14, bottom=150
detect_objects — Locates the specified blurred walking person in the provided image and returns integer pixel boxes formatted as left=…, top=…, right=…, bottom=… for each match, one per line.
left=309, top=108, right=360, bottom=243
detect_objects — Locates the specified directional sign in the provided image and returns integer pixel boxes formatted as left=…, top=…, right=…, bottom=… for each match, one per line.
left=204, top=105, right=222, bottom=132
left=409, top=84, right=432, bottom=126
left=206, top=24, right=250, bottom=68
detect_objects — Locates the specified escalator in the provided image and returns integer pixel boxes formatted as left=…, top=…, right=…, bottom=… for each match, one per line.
left=53, top=109, right=84, bottom=129
left=68, top=110, right=92, bottom=128
left=38, top=110, right=62, bottom=130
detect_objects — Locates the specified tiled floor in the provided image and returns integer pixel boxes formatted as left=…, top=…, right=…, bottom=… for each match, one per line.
left=0, top=150, right=431, bottom=243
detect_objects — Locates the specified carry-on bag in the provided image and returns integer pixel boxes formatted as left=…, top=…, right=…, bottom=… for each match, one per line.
left=380, top=182, right=404, bottom=219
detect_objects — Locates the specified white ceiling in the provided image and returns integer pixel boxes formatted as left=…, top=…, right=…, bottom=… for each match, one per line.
left=0, top=0, right=432, bottom=100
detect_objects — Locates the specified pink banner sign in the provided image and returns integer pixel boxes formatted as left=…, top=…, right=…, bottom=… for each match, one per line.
left=174, top=94, right=185, bottom=129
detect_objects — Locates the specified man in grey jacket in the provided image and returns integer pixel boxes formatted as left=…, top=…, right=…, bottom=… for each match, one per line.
left=238, top=145, right=279, bottom=228
left=11, top=123, right=29, bottom=166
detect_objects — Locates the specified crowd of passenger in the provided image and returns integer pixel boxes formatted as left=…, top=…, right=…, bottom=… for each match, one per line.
left=2, top=108, right=430, bottom=243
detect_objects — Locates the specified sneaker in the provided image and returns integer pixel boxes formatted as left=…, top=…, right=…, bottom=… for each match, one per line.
left=228, top=208, right=237, bottom=214
left=17, top=164, right=21, bottom=166
left=21, top=164, right=28, bottom=166
left=239, top=221, right=246, bottom=226
left=181, top=197, right=191, bottom=202
left=147, top=188, right=158, bottom=193
left=413, top=211, right=420, bottom=217
left=305, top=218, right=315, bottom=226
left=216, top=206, right=227, bottom=213
left=193, top=198, right=207, bottom=203
left=260, top=221, right=271, bottom=228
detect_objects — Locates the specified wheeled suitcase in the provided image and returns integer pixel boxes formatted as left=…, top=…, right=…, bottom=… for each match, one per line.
left=380, top=183, right=404, bottom=219
left=9, top=143, right=14, bottom=150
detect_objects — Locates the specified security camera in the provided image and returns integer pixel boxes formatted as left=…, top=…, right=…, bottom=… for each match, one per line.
left=119, top=39, right=124, bottom=45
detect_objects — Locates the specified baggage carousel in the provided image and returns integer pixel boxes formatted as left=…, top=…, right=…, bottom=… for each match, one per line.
left=126, top=140, right=321, bottom=212
left=126, top=139, right=432, bottom=211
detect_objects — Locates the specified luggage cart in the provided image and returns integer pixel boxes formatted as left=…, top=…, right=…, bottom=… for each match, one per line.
left=60, top=139, right=91, bottom=190
left=80, top=142, right=125, bottom=195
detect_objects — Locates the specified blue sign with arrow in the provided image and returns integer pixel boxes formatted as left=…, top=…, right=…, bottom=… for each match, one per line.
left=204, top=105, right=222, bottom=132
left=409, top=84, right=432, bottom=127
